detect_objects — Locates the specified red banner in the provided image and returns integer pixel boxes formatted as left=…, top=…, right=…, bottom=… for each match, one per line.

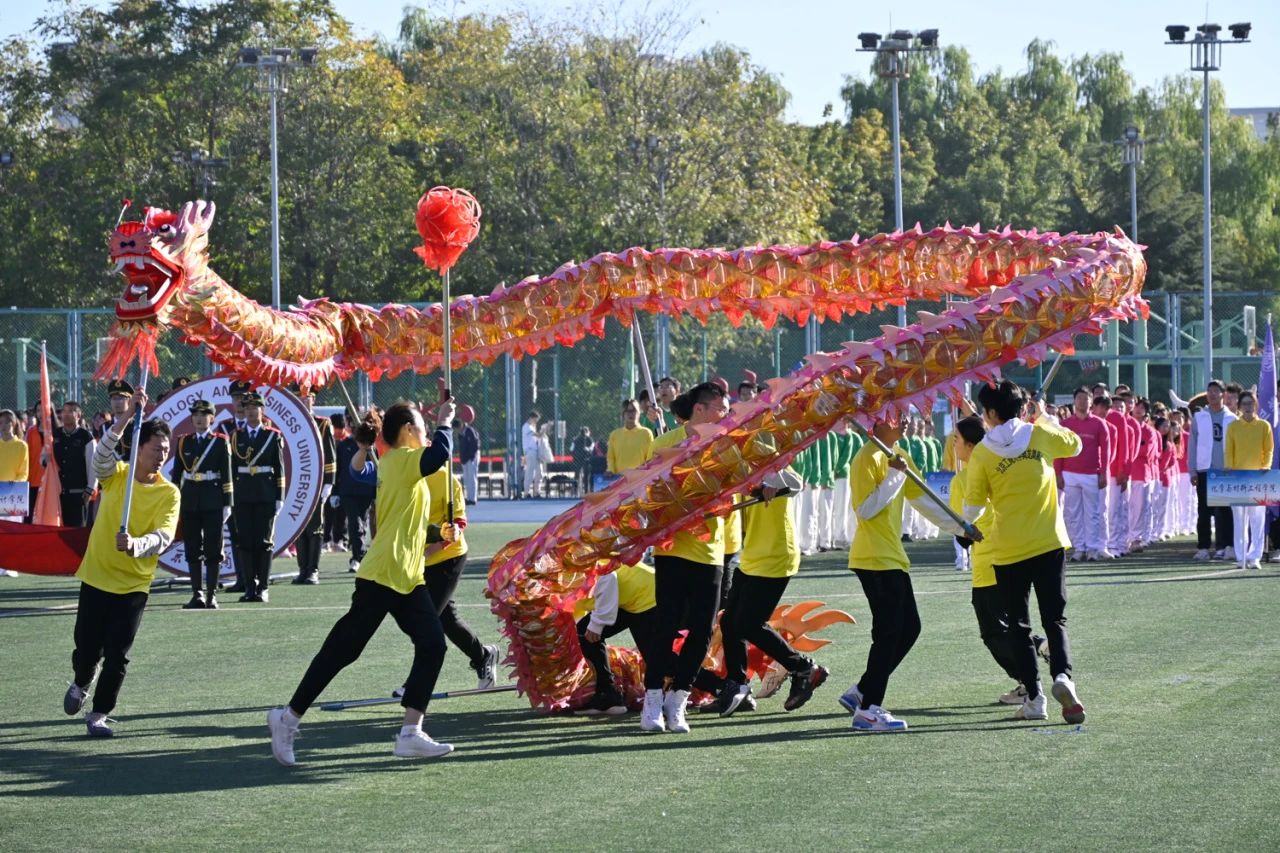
left=0, top=520, right=87, bottom=574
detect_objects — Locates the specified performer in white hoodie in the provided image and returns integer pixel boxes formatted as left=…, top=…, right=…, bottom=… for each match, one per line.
left=963, top=380, right=1087, bottom=725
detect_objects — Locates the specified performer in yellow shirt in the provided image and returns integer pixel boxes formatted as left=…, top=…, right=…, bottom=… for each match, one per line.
left=63, top=393, right=180, bottom=738
left=606, top=399, right=654, bottom=475
left=1224, top=390, right=1274, bottom=570
left=839, top=419, right=974, bottom=733
left=713, top=467, right=831, bottom=717
left=963, top=380, right=1086, bottom=725
left=572, top=562, right=658, bottom=716
left=0, top=409, right=28, bottom=538
left=640, top=383, right=729, bottom=735
left=949, top=416, right=1051, bottom=706
left=268, top=399, right=457, bottom=766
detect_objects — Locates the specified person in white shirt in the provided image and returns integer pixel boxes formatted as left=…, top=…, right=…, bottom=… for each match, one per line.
left=521, top=411, right=542, bottom=498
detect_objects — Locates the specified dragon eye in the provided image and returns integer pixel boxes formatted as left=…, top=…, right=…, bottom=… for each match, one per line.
left=157, top=223, right=174, bottom=236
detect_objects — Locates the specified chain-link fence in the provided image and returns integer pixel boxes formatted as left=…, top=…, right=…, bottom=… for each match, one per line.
left=5, top=289, right=1278, bottom=466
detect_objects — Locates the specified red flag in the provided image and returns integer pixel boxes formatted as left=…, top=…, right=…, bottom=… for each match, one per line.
left=33, top=342, right=62, bottom=526
left=0, top=520, right=87, bottom=574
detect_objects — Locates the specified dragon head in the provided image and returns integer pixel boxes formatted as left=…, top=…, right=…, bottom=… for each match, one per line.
left=109, top=200, right=215, bottom=322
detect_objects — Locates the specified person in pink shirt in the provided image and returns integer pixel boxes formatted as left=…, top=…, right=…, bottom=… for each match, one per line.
left=1152, top=417, right=1176, bottom=540
left=1105, top=390, right=1137, bottom=556
left=1127, top=398, right=1160, bottom=552
left=1171, top=409, right=1194, bottom=536
left=1055, top=387, right=1112, bottom=561
left=1091, top=393, right=1120, bottom=558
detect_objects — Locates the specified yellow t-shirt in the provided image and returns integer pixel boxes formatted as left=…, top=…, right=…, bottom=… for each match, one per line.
left=724, top=497, right=743, bottom=556
left=963, top=421, right=1080, bottom=566
left=1225, top=418, right=1274, bottom=471
left=949, top=466, right=996, bottom=588
left=608, top=425, right=654, bottom=473
left=76, top=462, right=180, bottom=595
left=740, top=491, right=799, bottom=578
left=357, top=447, right=434, bottom=594
left=574, top=562, right=657, bottom=619
left=424, top=468, right=467, bottom=567
left=651, top=426, right=725, bottom=565
left=0, top=436, right=28, bottom=482
left=942, top=430, right=957, bottom=471
left=847, top=441, right=924, bottom=571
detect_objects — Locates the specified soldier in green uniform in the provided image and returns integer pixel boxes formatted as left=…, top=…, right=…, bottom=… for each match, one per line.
left=231, top=391, right=284, bottom=603
left=292, top=386, right=336, bottom=585
left=172, top=399, right=233, bottom=609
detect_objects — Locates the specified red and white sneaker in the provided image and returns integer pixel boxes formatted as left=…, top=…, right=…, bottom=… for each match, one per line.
left=1051, top=674, right=1086, bottom=724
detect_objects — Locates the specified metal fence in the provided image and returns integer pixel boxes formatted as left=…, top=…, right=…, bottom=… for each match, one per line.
left=5, top=289, right=1278, bottom=466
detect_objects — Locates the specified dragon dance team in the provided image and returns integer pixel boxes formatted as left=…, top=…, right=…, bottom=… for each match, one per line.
left=59, top=371, right=1092, bottom=753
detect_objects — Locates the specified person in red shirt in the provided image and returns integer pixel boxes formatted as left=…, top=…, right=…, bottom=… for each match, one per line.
left=1091, top=394, right=1120, bottom=558
left=1056, top=388, right=1112, bottom=561
left=1127, top=398, right=1160, bottom=552
left=1105, top=391, right=1137, bottom=556
left=1170, top=409, right=1194, bottom=536
left=1152, top=417, right=1177, bottom=540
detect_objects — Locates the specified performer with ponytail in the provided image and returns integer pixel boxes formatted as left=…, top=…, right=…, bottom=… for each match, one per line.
left=267, top=397, right=456, bottom=766
left=963, top=380, right=1087, bottom=725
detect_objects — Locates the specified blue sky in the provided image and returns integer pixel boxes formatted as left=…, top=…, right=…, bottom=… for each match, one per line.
left=5, top=0, right=1277, bottom=124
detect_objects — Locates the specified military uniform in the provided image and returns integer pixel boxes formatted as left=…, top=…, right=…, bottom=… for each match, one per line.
left=106, top=379, right=136, bottom=462
left=172, top=399, right=233, bottom=609
left=218, top=380, right=252, bottom=593
left=231, top=392, right=285, bottom=602
left=293, top=393, right=337, bottom=584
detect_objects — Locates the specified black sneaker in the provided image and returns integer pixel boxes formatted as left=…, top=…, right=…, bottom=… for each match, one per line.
left=182, top=593, right=205, bottom=610
left=717, top=680, right=752, bottom=717
left=474, top=644, right=499, bottom=689
left=739, top=693, right=757, bottom=712
left=784, top=664, right=829, bottom=712
left=573, top=689, right=628, bottom=716
left=205, top=593, right=219, bottom=610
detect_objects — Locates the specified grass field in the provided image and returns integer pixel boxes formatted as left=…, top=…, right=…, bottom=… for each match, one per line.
left=1, top=527, right=1278, bottom=852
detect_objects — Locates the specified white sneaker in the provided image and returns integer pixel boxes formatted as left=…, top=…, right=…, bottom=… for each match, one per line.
left=663, top=689, right=691, bottom=734
left=999, top=683, right=1028, bottom=705
left=838, top=683, right=863, bottom=714
left=1193, top=549, right=1211, bottom=562
left=851, top=704, right=908, bottom=732
left=0, top=569, right=17, bottom=577
left=393, top=729, right=454, bottom=758
left=756, top=662, right=789, bottom=699
left=266, top=707, right=300, bottom=767
left=639, top=689, right=666, bottom=732
left=1246, top=560, right=1262, bottom=571
left=1097, top=549, right=1116, bottom=560
left=1014, top=691, right=1048, bottom=721
left=1051, top=674, right=1086, bottom=724
left=348, top=559, right=361, bottom=574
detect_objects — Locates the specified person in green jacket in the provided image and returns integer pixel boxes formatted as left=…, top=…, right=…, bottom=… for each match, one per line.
left=830, top=424, right=855, bottom=549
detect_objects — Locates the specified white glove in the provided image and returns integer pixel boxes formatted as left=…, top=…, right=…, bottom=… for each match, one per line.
left=321, top=483, right=332, bottom=501
left=222, top=506, right=232, bottom=525
left=329, top=495, right=340, bottom=509
left=275, top=500, right=283, bottom=515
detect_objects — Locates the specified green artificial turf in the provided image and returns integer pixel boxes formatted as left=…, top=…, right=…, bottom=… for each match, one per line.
left=1, top=533, right=1277, bottom=851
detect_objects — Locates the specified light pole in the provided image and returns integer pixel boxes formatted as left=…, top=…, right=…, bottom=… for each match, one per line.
left=639, top=134, right=675, bottom=378
left=238, top=45, right=318, bottom=311
left=858, top=28, right=939, bottom=328
left=171, top=148, right=230, bottom=198
left=1164, top=22, right=1251, bottom=385
left=1113, top=126, right=1147, bottom=393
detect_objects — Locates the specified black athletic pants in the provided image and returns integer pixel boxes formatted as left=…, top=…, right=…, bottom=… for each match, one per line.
left=1196, top=472, right=1234, bottom=550
left=295, top=502, right=323, bottom=578
left=994, top=547, right=1072, bottom=699
left=424, top=554, right=485, bottom=668
left=182, top=508, right=224, bottom=594
left=719, top=551, right=739, bottom=609
left=344, top=495, right=374, bottom=562
left=721, top=568, right=810, bottom=683
left=289, top=579, right=446, bottom=714
left=576, top=608, right=661, bottom=694
left=971, top=585, right=1021, bottom=682
left=853, top=568, right=920, bottom=709
left=71, top=582, right=148, bottom=715
left=650, top=556, right=723, bottom=691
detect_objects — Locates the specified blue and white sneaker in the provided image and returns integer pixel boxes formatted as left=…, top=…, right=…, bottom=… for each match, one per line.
left=838, top=684, right=863, bottom=714
left=85, top=714, right=114, bottom=738
left=64, top=683, right=89, bottom=716
left=851, top=705, right=908, bottom=733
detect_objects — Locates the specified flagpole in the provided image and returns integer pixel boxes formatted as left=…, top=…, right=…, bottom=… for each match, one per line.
left=118, top=365, right=150, bottom=534
left=441, top=268, right=455, bottom=521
